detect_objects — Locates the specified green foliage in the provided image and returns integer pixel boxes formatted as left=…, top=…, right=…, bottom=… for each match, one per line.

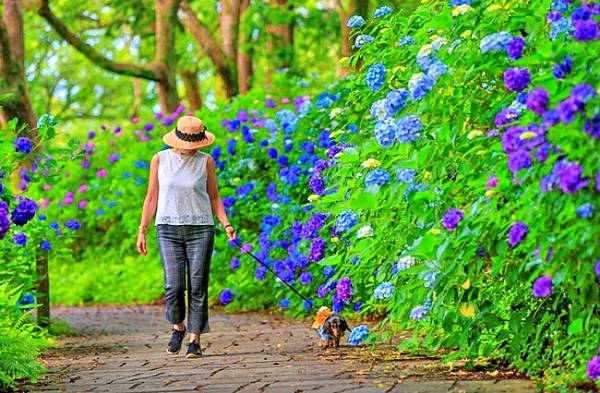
left=0, top=284, right=51, bottom=389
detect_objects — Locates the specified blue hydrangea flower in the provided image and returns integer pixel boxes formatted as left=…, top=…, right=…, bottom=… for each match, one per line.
left=450, top=0, right=473, bottom=6
left=354, top=34, right=374, bottom=48
left=336, top=210, right=358, bottom=233
left=65, top=219, right=81, bottom=230
left=370, top=99, right=389, bottom=120
left=220, top=289, right=233, bottom=305
left=366, top=64, right=385, bottom=92
left=36, top=114, right=57, bottom=128
left=374, top=6, right=392, bottom=18
left=40, top=239, right=52, bottom=251
left=409, top=304, right=429, bottom=321
left=549, top=17, right=574, bottom=41
left=373, top=282, right=394, bottom=299
left=323, top=265, right=335, bottom=277
left=13, top=232, right=27, bottom=246
left=427, top=61, right=447, bottom=82
left=397, top=168, right=417, bottom=183
left=396, top=115, right=423, bottom=143
left=398, top=36, right=415, bottom=47
left=14, top=137, right=32, bottom=154
left=576, top=203, right=594, bottom=218
left=480, top=32, right=513, bottom=53
left=408, top=73, right=434, bottom=101
left=374, top=118, right=396, bottom=147
left=347, top=15, right=365, bottom=28
left=364, top=168, right=391, bottom=187
left=348, top=324, right=369, bottom=345
left=384, top=89, right=410, bottom=116
left=279, top=298, right=291, bottom=308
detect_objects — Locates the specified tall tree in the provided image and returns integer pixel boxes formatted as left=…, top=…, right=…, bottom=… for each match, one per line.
left=38, top=0, right=182, bottom=112
left=180, top=69, right=203, bottom=109
left=177, top=1, right=239, bottom=98
left=267, top=0, right=294, bottom=72
left=0, top=0, right=37, bottom=131
left=237, top=0, right=253, bottom=94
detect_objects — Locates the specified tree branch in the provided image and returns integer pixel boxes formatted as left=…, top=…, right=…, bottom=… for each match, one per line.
left=178, top=1, right=238, bottom=96
left=38, top=0, right=160, bottom=81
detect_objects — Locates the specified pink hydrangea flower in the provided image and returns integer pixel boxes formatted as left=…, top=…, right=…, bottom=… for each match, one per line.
left=42, top=184, right=52, bottom=191
left=78, top=200, right=88, bottom=209
left=78, top=184, right=88, bottom=193
left=40, top=199, right=51, bottom=209
left=96, top=169, right=108, bottom=178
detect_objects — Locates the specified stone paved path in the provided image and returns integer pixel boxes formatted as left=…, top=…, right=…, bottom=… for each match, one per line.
left=28, top=305, right=536, bottom=393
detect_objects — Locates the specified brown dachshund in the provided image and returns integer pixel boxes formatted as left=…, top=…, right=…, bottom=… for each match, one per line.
left=322, top=314, right=351, bottom=348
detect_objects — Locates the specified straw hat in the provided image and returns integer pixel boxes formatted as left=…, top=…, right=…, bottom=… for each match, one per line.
left=162, top=116, right=215, bottom=149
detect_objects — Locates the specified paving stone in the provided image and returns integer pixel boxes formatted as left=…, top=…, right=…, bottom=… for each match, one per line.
left=25, top=305, right=535, bottom=393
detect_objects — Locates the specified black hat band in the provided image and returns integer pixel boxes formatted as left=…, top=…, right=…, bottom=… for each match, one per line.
left=175, top=127, right=208, bottom=142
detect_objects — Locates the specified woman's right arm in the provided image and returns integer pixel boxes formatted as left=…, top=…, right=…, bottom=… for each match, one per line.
left=136, top=153, right=160, bottom=256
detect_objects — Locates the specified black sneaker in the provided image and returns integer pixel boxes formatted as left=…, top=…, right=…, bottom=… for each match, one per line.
left=185, top=341, right=202, bottom=358
left=166, top=327, right=186, bottom=354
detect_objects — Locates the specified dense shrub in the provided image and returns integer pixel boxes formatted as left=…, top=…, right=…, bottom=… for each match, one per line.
left=13, top=0, right=599, bottom=389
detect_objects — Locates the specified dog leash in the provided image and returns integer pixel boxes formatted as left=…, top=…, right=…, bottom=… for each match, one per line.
left=232, top=237, right=317, bottom=310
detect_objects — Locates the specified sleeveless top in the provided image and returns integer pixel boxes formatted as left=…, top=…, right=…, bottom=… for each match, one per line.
left=154, top=149, right=215, bottom=226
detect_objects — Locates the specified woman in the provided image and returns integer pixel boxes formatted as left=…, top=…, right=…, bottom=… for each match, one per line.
left=136, top=115, right=236, bottom=358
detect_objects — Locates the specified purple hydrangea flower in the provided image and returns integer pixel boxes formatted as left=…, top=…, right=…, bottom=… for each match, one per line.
left=308, top=175, right=325, bottom=195
left=230, top=257, right=240, bottom=270
left=584, top=115, right=600, bottom=138
left=506, top=37, right=525, bottom=60
left=494, top=108, right=520, bottom=128
left=442, top=208, right=464, bottom=231
left=11, top=197, right=37, bottom=226
left=336, top=277, right=353, bottom=302
left=508, top=150, right=532, bottom=175
left=573, top=18, right=599, bottom=41
left=0, top=202, right=10, bottom=240
left=552, top=160, right=589, bottom=193
left=503, top=67, right=531, bottom=92
left=543, top=109, right=561, bottom=126
left=526, top=87, right=549, bottom=115
left=595, top=260, right=600, bottom=277
left=532, top=275, right=553, bottom=298
left=552, top=56, right=572, bottom=79
left=508, top=222, right=529, bottom=247
left=309, top=237, right=326, bottom=262
left=587, top=355, right=600, bottom=382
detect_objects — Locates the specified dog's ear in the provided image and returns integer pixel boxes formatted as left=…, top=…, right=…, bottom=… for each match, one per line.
left=323, top=318, right=332, bottom=334
left=341, top=319, right=351, bottom=332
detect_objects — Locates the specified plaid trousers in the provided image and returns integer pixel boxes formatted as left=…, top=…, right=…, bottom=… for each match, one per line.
left=156, top=224, right=214, bottom=334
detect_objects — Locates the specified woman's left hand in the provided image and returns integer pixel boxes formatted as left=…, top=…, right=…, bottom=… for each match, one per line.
left=226, top=226, right=237, bottom=241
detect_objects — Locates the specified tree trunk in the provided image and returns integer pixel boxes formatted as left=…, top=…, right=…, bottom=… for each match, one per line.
left=155, top=0, right=181, bottom=113
left=338, top=0, right=369, bottom=76
left=131, top=78, right=143, bottom=118
left=181, top=69, right=203, bottom=110
left=267, top=0, right=294, bottom=72
left=237, top=0, right=252, bottom=94
left=220, top=0, right=241, bottom=59
left=0, top=0, right=37, bottom=131
left=178, top=2, right=238, bottom=97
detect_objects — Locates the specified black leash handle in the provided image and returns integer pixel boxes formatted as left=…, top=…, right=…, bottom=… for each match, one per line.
left=232, top=237, right=316, bottom=310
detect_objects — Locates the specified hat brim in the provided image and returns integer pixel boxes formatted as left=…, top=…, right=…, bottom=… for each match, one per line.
left=162, top=130, right=216, bottom=149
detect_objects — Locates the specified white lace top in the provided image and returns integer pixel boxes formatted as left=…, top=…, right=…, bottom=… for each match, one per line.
left=154, top=149, right=215, bottom=226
